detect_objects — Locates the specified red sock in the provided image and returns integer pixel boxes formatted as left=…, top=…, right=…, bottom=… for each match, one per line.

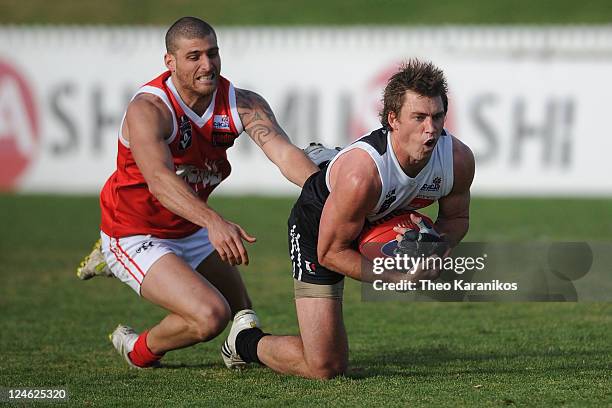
left=128, top=331, right=164, bottom=368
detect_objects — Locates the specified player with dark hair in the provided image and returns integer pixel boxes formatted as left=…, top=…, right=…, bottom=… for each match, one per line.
left=165, top=17, right=215, bottom=55
left=222, top=59, right=475, bottom=379
left=88, top=16, right=319, bottom=369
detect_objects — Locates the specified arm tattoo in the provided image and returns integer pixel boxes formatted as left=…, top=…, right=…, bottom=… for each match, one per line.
left=236, top=88, right=289, bottom=146
left=236, top=89, right=275, bottom=120
left=249, top=124, right=275, bottom=147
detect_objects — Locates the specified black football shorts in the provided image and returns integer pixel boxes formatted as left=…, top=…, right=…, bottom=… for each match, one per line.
left=287, top=203, right=344, bottom=285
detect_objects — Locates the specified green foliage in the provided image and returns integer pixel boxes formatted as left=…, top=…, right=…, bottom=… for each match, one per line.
left=0, top=194, right=610, bottom=407
left=2, top=0, right=612, bottom=25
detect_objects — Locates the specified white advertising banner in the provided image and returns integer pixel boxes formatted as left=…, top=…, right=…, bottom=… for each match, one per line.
left=1, top=26, right=611, bottom=195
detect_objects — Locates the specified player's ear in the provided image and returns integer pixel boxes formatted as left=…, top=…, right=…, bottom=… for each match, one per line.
left=164, top=53, right=176, bottom=72
left=388, top=111, right=399, bottom=131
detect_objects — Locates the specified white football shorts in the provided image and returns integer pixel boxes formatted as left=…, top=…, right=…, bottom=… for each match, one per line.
left=100, top=228, right=215, bottom=295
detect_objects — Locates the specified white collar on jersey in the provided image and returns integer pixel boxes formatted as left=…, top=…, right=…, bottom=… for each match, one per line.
left=166, top=76, right=217, bottom=128
left=387, top=130, right=435, bottom=184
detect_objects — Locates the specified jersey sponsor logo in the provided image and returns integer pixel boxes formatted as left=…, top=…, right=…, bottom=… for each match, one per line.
left=212, top=131, right=236, bottom=147
left=420, top=177, right=442, bottom=192
left=213, top=114, right=231, bottom=130
left=178, top=115, right=192, bottom=150
left=0, top=60, right=39, bottom=190
left=377, top=188, right=397, bottom=214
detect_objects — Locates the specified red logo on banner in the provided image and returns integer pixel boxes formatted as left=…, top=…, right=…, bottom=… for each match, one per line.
left=0, top=61, right=39, bottom=190
left=350, top=62, right=456, bottom=141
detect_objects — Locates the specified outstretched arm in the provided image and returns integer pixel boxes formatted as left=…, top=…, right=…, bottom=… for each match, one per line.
left=236, top=88, right=319, bottom=187
left=127, top=94, right=255, bottom=266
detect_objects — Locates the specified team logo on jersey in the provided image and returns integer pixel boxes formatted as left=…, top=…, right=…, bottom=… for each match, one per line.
left=420, top=177, right=442, bottom=192
left=178, top=115, right=192, bottom=151
left=213, top=115, right=231, bottom=130
left=377, top=188, right=397, bottom=214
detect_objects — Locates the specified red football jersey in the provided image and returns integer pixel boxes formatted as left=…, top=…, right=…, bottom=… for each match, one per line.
left=100, top=71, right=243, bottom=238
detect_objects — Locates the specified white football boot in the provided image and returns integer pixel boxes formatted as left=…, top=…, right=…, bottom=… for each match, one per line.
left=109, top=324, right=159, bottom=369
left=303, top=142, right=341, bottom=168
left=76, top=238, right=113, bottom=280
left=221, top=309, right=260, bottom=369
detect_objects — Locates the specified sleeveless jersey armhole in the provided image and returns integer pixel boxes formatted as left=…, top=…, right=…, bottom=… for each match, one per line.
left=325, top=143, right=387, bottom=212
left=119, top=85, right=178, bottom=148
left=228, top=82, right=244, bottom=135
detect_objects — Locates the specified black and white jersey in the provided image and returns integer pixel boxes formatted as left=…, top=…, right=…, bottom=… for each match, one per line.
left=325, top=127, right=454, bottom=222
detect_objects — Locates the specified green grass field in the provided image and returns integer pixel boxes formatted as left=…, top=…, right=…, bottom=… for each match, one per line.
left=3, top=0, right=612, bottom=25
left=0, top=194, right=610, bottom=407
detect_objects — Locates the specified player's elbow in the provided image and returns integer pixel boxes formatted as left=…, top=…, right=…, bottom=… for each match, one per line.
left=317, top=248, right=335, bottom=270
left=278, top=147, right=318, bottom=187
left=147, top=183, right=163, bottom=202
left=146, top=171, right=168, bottom=200
left=318, top=254, right=331, bottom=269
left=318, top=242, right=353, bottom=274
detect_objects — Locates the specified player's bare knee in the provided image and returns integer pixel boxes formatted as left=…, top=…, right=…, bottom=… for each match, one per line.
left=190, top=314, right=229, bottom=342
left=188, top=301, right=231, bottom=341
left=308, top=363, right=347, bottom=380
left=306, top=356, right=347, bottom=380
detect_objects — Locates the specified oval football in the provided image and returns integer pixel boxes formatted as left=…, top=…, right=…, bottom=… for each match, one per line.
left=358, top=209, right=434, bottom=260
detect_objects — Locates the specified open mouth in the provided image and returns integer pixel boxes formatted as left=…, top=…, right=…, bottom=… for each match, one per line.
left=196, top=72, right=216, bottom=83
left=424, top=138, right=436, bottom=147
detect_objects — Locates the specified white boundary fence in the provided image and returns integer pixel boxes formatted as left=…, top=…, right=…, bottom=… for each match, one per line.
left=1, top=26, right=611, bottom=195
